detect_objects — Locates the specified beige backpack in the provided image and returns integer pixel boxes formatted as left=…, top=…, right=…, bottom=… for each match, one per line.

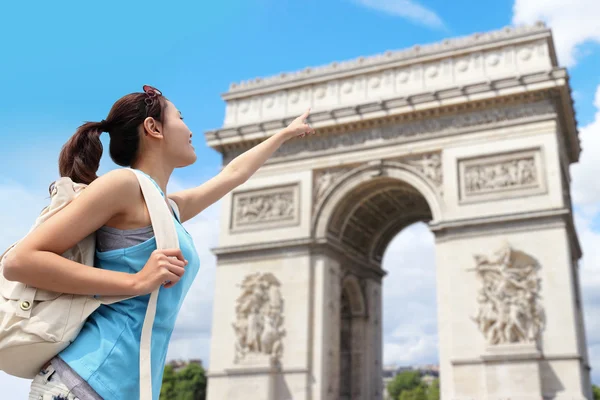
left=0, top=169, right=178, bottom=399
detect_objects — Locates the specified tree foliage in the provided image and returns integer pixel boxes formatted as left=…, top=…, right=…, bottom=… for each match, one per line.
left=427, top=379, right=440, bottom=400
left=386, top=371, right=440, bottom=400
left=387, top=371, right=423, bottom=399
left=593, top=384, right=600, bottom=400
left=399, top=385, right=427, bottom=400
left=160, top=362, right=207, bottom=400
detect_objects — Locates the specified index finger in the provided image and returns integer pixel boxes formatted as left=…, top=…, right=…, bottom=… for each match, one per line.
left=159, top=248, right=185, bottom=262
left=299, top=108, right=311, bottom=120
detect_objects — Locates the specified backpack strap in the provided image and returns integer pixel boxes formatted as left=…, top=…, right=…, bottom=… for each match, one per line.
left=89, top=169, right=178, bottom=398
left=131, top=170, right=180, bottom=400
left=167, top=198, right=181, bottom=222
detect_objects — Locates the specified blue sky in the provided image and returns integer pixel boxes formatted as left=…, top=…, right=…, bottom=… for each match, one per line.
left=1, top=0, right=600, bottom=396
left=0, top=0, right=598, bottom=184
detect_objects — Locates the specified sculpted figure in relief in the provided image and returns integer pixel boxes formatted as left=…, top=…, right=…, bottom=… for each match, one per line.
left=235, top=191, right=295, bottom=225
left=405, top=153, right=442, bottom=186
left=469, top=243, right=545, bottom=345
left=464, top=157, right=537, bottom=194
left=232, top=272, right=285, bottom=363
left=313, top=168, right=353, bottom=206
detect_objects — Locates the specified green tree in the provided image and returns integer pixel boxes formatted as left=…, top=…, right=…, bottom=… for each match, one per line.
left=398, top=385, right=427, bottom=400
left=593, top=384, right=600, bottom=400
left=160, top=362, right=207, bottom=400
left=387, top=370, right=423, bottom=399
left=160, top=365, right=177, bottom=400
left=426, top=378, right=440, bottom=400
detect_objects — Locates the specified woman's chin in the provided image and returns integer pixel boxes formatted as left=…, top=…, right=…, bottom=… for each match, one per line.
left=176, top=152, right=197, bottom=168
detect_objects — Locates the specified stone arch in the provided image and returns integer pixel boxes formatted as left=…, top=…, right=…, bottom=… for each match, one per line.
left=313, top=161, right=443, bottom=263
left=313, top=162, right=443, bottom=238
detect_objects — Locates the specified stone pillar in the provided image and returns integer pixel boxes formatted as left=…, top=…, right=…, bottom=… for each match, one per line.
left=363, top=278, right=383, bottom=400
left=434, top=220, right=590, bottom=400
left=206, top=248, right=315, bottom=400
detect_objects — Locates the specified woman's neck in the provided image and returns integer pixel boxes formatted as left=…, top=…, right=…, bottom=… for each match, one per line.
left=131, top=157, right=173, bottom=195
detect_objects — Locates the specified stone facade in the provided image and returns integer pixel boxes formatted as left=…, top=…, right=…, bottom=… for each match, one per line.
left=204, top=23, right=592, bottom=400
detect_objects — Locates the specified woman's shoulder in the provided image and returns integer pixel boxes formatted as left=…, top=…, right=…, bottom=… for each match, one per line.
left=80, top=169, right=141, bottom=209
left=90, top=169, right=139, bottom=193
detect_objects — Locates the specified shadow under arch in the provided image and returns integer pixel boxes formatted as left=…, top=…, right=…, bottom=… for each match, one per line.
left=341, top=274, right=367, bottom=317
left=312, top=161, right=444, bottom=264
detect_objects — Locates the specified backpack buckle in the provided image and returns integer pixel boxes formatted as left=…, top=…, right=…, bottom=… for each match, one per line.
left=16, top=286, right=37, bottom=318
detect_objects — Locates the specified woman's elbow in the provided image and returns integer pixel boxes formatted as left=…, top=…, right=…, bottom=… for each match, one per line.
left=2, top=247, right=26, bottom=282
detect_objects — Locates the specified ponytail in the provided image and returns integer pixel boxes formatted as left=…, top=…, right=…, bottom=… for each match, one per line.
left=58, top=121, right=105, bottom=185
left=57, top=86, right=166, bottom=185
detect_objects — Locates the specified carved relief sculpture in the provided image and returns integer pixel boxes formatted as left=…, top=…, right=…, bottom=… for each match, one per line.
left=313, top=167, right=354, bottom=212
left=231, top=184, right=300, bottom=232
left=469, top=243, right=545, bottom=345
left=405, top=153, right=442, bottom=186
left=459, top=149, right=545, bottom=202
left=232, top=272, right=285, bottom=363
left=464, top=156, right=537, bottom=195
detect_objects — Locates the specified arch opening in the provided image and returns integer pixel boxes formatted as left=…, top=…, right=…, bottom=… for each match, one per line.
left=323, top=174, right=438, bottom=398
left=326, top=176, right=433, bottom=265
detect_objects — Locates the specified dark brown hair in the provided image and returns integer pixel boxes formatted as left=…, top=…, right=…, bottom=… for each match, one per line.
left=58, top=91, right=167, bottom=185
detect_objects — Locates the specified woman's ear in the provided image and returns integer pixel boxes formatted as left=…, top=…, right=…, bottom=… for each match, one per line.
left=142, top=117, right=163, bottom=138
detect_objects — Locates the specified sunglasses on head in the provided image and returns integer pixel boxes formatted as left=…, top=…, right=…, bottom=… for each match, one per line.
left=143, top=85, right=162, bottom=106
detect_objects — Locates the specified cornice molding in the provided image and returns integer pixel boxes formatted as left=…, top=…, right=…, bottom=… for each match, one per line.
left=214, top=92, right=564, bottom=167
left=223, top=23, right=553, bottom=98
left=206, top=69, right=567, bottom=148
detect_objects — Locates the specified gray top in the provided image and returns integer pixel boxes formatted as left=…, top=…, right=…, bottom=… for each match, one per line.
left=96, top=224, right=154, bottom=252
left=51, top=224, right=155, bottom=399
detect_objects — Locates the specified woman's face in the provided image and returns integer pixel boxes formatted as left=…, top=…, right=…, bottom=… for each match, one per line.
left=161, top=100, right=197, bottom=167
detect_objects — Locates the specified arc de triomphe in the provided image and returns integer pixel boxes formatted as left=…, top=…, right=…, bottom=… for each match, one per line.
left=203, top=23, right=592, bottom=399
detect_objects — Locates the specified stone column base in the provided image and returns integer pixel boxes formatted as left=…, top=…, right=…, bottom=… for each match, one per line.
left=481, top=343, right=543, bottom=400
left=209, top=355, right=281, bottom=400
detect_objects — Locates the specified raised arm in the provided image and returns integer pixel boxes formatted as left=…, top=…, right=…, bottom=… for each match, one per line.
left=170, top=109, right=314, bottom=222
left=2, top=169, right=185, bottom=296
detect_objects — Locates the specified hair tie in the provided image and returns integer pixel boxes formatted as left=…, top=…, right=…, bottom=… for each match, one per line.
left=99, top=119, right=110, bottom=133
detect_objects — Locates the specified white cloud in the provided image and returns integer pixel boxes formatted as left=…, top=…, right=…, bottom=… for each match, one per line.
left=0, top=181, right=50, bottom=251
left=512, top=0, right=600, bottom=66
left=0, top=182, right=61, bottom=397
left=167, top=200, right=221, bottom=365
left=572, top=86, right=600, bottom=216
left=353, top=0, right=446, bottom=30
left=0, top=373, right=30, bottom=397
left=381, top=222, right=439, bottom=366
left=571, top=86, right=600, bottom=383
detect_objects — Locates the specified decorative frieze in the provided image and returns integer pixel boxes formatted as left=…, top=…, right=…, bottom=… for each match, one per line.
left=226, top=23, right=547, bottom=95
left=458, top=149, right=545, bottom=202
left=222, top=100, right=555, bottom=164
left=230, top=184, right=300, bottom=232
left=232, top=272, right=285, bottom=364
left=469, top=243, right=545, bottom=345
left=221, top=26, right=551, bottom=127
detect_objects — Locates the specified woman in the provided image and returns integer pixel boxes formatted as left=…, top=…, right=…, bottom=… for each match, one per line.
left=3, top=85, right=314, bottom=399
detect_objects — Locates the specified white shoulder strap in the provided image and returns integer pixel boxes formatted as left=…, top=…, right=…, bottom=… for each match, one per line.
left=94, top=169, right=179, bottom=399
left=168, top=198, right=181, bottom=221
left=132, top=170, right=180, bottom=400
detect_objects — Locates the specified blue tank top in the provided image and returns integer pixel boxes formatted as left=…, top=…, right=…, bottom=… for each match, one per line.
left=59, top=171, right=201, bottom=400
